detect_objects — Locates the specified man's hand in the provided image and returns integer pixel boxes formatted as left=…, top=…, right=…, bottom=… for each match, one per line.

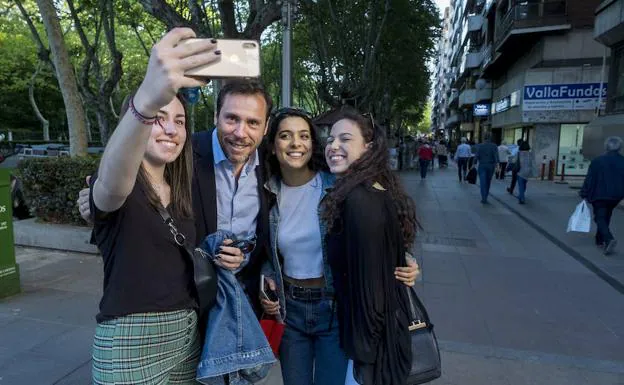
left=215, top=239, right=245, bottom=271
left=77, top=176, right=92, bottom=224
left=260, top=277, right=280, bottom=316
left=395, top=253, right=421, bottom=287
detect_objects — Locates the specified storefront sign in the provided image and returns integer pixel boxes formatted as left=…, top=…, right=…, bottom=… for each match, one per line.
left=473, top=103, right=491, bottom=117
left=523, top=83, right=607, bottom=111
left=493, top=97, right=510, bottom=114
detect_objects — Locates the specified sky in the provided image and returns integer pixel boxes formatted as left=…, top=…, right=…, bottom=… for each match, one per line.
left=435, top=0, right=451, bottom=16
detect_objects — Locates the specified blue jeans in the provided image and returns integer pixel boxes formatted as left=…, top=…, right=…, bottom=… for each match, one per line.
left=280, top=293, right=348, bottom=385
left=478, top=164, right=495, bottom=202
left=517, top=176, right=528, bottom=202
left=419, top=160, right=431, bottom=178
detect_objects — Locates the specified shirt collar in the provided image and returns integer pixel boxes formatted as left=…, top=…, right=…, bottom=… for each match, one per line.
left=211, top=128, right=260, bottom=170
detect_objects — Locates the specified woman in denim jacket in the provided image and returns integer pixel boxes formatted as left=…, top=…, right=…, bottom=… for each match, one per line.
left=260, top=108, right=420, bottom=385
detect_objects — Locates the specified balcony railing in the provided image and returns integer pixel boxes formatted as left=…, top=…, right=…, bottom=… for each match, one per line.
left=495, top=0, right=567, bottom=45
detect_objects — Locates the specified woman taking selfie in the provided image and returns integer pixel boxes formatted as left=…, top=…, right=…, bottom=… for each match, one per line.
left=260, top=108, right=419, bottom=385
left=323, top=112, right=417, bottom=385
left=89, top=28, right=219, bottom=384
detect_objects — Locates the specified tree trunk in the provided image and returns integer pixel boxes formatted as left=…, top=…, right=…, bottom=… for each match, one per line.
left=35, top=0, right=88, bottom=156
left=29, top=61, right=50, bottom=141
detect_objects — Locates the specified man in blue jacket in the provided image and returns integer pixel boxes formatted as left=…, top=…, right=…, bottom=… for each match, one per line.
left=475, top=134, right=499, bottom=204
left=580, top=136, right=624, bottom=255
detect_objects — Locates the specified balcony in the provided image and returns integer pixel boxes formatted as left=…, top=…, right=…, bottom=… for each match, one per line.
left=446, top=112, right=460, bottom=127
left=468, top=14, right=485, bottom=32
left=495, top=0, right=570, bottom=52
left=459, top=88, right=493, bottom=107
left=465, top=49, right=483, bottom=69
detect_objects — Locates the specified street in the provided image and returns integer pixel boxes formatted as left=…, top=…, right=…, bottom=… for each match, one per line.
left=1, top=166, right=623, bottom=384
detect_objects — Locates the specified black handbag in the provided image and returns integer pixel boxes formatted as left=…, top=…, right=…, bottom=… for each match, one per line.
left=405, top=286, right=441, bottom=385
left=466, top=167, right=477, bottom=184
left=157, top=205, right=218, bottom=320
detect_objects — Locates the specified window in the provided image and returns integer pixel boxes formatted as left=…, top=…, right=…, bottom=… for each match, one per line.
left=607, top=43, right=624, bottom=113
left=557, top=124, right=590, bottom=176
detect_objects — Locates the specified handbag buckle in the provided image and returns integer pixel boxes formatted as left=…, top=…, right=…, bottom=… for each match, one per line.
left=409, top=320, right=427, bottom=331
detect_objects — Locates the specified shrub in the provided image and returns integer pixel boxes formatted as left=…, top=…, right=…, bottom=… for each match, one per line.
left=17, top=156, right=100, bottom=225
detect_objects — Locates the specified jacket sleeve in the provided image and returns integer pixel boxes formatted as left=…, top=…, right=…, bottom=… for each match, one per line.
left=580, top=160, right=596, bottom=199
left=342, top=189, right=390, bottom=364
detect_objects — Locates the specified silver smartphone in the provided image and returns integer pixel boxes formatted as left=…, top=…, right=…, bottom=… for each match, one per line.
left=179, top=38, right=261, bottom=79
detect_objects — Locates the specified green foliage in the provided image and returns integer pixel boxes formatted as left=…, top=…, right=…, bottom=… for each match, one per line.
left=17, top=156, right=100, bottom=225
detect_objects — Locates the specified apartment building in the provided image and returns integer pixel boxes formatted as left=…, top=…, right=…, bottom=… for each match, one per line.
left=432, top=7, right=453, bottom=136
left=433, top=0, right=605, bottom=176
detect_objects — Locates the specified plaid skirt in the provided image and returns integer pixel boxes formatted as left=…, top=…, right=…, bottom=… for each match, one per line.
left=92, top=309, right=201, bottom=385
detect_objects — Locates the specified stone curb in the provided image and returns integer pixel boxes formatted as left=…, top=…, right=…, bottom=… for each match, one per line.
left=13, top=218, right=98, bottom=255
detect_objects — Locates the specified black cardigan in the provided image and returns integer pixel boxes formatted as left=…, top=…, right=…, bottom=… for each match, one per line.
left=191, top=130, right=270, bottom=310
left=326, top=183, right=412, bottom=385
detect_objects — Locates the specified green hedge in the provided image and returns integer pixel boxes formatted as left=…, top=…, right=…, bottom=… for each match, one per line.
left=17, top=156, right=100, bottom=225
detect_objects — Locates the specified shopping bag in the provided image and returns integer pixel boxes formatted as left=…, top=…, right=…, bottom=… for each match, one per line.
left=567, top=200, right=591, bottom=233
left=260, top=317, right=285, bottom=356
left=466, top=167, right=477, bottom=184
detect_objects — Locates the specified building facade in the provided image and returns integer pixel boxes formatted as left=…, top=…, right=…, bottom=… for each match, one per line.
left=432, top=0, right=606, bottom=176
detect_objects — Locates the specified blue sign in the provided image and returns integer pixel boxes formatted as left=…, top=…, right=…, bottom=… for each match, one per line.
left=473, top=103, right=490, bottom=117
left=523, top=83, right=607, bottom=111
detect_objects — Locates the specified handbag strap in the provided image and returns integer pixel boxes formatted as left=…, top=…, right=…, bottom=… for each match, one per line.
left=156, top=204, right=189, bottom=249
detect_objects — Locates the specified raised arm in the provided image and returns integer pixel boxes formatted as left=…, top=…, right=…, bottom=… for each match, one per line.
left=93, top=28, right=218, bottom=212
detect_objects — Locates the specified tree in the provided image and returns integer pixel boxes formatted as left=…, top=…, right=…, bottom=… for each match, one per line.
left=34, top=0, right=87, bottom=156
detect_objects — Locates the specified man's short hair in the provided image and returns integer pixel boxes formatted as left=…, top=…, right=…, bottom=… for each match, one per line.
left=483, top=133, right=491, bottom=142
left=216, top=79, right=273, bottom=121
left=460, top=137, right=467, bottom=143
left=604, top=136, right=623, bottom=152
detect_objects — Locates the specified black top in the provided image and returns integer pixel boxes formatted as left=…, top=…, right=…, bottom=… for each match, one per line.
left=580, top=151, right=624, bottom=203
left=191, top=130, right=271, bottom=313
left=326, top=183, right=412, bottom=385
left=90, top=176, right=197, bottom=323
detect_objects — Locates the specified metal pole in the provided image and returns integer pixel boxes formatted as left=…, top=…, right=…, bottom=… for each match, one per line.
left=281, top=0, right=293, bottom=108
left=596, top=46, right=607, bottom=116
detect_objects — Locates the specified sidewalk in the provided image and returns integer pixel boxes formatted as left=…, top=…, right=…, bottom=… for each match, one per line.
left=486, top=172, right=624, bottom=292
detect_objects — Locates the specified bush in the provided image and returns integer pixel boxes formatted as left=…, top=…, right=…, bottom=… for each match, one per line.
left=17, top=156, right=100, bottom=225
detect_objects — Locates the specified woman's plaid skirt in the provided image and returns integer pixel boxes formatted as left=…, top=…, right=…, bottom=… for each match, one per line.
left=92, top=309, right=201, bottom=385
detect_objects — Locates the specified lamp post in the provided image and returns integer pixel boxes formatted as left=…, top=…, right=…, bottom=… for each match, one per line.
left=281, top=0, right=293, bottom=108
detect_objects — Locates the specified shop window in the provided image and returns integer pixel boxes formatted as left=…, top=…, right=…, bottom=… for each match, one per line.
left=607, top=43, right=624, bottom=113
left=557, top=124, right=590, bottom=176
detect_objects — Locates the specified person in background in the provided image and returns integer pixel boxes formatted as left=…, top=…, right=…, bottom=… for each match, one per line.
left=507, top=139, right=523, bottom=194
left=516, top=141, right=535, bottom=205
left=418, top=142, right=434, bottom=179
left=455, top=137, right=472, bottom=182
left=10, top=174, right=31, bottom=220
left=260, top=108, right=420, bottom=385
left=436, top=140, right=448, bottom=168
left=474, top=134, right=499, bottom=204
left=497, top=141, right=511, bottom=180
left=324, top=112, right=416, bottom=385
left=579, top=136, right=624, bottom=255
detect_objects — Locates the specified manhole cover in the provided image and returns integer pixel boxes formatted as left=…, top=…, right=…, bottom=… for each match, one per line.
left=418, top=235, right=477, bottom=248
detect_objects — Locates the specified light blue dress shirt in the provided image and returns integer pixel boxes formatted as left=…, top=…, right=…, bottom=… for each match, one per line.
left=212, top=129, right=260, bottom=240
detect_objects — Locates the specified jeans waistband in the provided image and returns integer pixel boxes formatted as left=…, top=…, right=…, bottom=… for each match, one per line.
left=284, top=280, right=334, bottom=302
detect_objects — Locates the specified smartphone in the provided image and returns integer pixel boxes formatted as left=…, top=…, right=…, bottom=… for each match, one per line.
left=229, top=239, right=255, bottom=254
left=179, top=38, right=261, bottom=78
left=260, top=274, right=279, bottom=302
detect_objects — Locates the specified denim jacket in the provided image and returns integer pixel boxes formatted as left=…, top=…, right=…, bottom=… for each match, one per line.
left=196, top=230, right=275, bottom=385
left=261, top=171, right=336, bottom=320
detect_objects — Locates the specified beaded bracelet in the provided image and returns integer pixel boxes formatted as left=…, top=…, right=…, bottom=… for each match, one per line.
left=129, top=96, right=157, bottom=125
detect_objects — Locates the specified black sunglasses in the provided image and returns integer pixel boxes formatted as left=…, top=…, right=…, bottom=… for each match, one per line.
left=229, top=236, right=257, bottom=254
left=271, top=107, right=313, bottom=121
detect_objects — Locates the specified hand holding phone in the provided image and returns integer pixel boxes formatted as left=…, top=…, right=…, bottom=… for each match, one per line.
left=260, top=275, right=279, bottom=302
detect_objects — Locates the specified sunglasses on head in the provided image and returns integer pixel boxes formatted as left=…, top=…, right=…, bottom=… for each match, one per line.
left=271, top=107, right=313, bottom=121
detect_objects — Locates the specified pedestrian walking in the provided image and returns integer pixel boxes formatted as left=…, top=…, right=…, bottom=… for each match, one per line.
left=87, top=29, right=220, bottom=384
left=260, top=108, right=420, bottom=385
left=418, top=142, right=434, bottom=179
left=516, top=141, right=536, bottom=205
left=324, top=111, right=417, bottom=385
left=436, top=140, right=448, bottom=168
left=579, top=136, right=624, bottom=255
left=497, top=141, right=511, bottom=180
left=507, top=139, right=523, bottom=194
left=455, top=137, right=472, bottom=182
left=475, top=134, right=499, bottom=204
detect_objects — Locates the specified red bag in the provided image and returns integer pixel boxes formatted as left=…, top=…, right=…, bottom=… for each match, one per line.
left=260, top=317, right=285, bottom=356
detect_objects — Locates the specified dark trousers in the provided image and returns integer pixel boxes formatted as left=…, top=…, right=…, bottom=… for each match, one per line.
left=508, top=169, right=518, bottom=192
left=420, top=159, right=431, bottom=178
left=478, top=164, right=496, bottom=202
left=497, top=162, right=508, bottom=179
left=592, top=200, right=620, bottom=245
left=457, top=157, right=469, bottom=181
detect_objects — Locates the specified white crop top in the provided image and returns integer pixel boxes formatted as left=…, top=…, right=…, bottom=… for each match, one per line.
left=277, top=173, right=324, bottom=279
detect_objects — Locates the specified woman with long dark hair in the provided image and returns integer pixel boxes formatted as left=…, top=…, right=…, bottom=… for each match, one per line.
left=260, top=109, right=420, bottom=385
left=89, top=29, right=220, bottom=384
left=323, top=112, right=417, bottom=385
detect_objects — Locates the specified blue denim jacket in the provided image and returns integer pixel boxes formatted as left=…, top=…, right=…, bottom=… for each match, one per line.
left=262, top=171, right=336, bottom=320
left=196, top=230, right=276, bottom=385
